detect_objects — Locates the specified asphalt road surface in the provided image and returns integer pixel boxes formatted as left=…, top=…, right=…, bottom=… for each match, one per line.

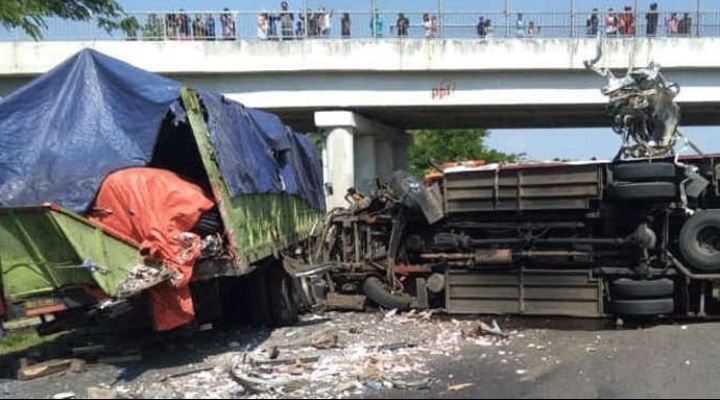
left=2, top=315, right=720, bottom=399
left=370, top=319, right=720, bottom=399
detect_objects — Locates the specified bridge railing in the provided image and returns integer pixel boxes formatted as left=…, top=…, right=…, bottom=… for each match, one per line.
left=1, top=10, right=719, bottom=42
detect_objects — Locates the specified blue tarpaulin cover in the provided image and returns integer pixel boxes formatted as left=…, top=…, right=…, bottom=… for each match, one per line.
left=0, top=49, right=324, bottom=212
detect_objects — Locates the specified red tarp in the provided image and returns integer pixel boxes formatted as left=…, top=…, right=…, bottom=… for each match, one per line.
left=88, top=167, right=215, bottom=331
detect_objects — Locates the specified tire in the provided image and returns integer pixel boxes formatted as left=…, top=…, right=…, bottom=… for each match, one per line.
left=610, top=182, right=677, bottom=202
left=363, top=276, right=413, bottom=311
left=679, top=210, right=720, bottom=272
left=612, top=162, right=677, bottom=182
left=192, top=207, right=223, bottom=237
left=266, top=265, right=299, bottom=326
left=612, top=278, right=674, bottom=299
left=613, top=298, right=674, bottom=316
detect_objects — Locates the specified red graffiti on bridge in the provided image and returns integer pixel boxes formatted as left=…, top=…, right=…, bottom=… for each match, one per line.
left=431, top=80, right=456, bottom=100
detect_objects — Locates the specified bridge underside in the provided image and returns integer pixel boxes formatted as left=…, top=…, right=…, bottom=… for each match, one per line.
left=271, top=102, right=720, bottom=132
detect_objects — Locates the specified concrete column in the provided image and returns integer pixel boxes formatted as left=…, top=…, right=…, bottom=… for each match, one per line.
left=375, top=137, right=394, bottom=184
left=324, top=126, right=355, bottom=209
left=392, top=137, right=410, bottom=170
left=356, top=134, right=377, bottom=195
left=315, top=110, right=408, bottom=210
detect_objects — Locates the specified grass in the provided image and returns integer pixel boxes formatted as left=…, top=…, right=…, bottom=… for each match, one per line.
left=0, top=330, right=63, bottom=356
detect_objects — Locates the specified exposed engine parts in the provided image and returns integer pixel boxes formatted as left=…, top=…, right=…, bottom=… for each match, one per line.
left=583, top=39, right=702, bottom=160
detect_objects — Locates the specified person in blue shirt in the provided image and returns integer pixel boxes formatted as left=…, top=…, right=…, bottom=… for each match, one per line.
left=204, top=14, right=216, bottom=40
left=516, top=13, right=526, bottom=38
left=371, top=9, right=383, bottom=38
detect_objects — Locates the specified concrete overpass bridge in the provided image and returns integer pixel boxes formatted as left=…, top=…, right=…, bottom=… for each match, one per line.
left=2, top=38, right=720, bottom=131
left=1, top=38, right=720, bottom=206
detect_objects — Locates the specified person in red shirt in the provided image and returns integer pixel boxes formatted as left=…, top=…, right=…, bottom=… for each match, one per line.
left=619, top=5, right=635, bottom=36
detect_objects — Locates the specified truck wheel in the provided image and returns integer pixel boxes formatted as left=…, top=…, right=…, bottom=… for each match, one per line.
left=363, top=277, right=413, bottom=311
left=610, top=182, right=677, bottom=202
left=679, top=210, right=720, bottom=272
left=612, top=278, right=674, bottom=299
left=192, top=207, right=223, bottom=236
left=612, top=162, right=677, bottom=182
left=613, top=298, right=674, bottom=316
left=267, top=265, right=299, bottom=326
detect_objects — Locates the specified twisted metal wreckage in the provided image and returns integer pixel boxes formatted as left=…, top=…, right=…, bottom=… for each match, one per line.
left=5, top=44, right=720, bottom=337
left=583, top=38, right=702, bottom=160
left=292, top=39, right=720, bottom=320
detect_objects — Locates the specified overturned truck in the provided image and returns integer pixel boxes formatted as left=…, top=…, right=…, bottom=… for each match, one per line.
left=306, top=55, right=720, bottom=319
left=0, top=50, right=324, bottom=334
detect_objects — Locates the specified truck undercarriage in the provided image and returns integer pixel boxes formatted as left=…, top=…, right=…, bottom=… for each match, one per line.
left=303, top=156, right=720, bottom=319
left=298, top=47, right=720, bottom=321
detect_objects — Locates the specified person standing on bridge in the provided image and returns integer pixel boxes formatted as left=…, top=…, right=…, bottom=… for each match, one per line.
left=646, top=3, right=659, bottom=37
left=618, top=5, right=635, bottom=36
left=477, top=16, right=486, bottom=38
left=396, top=13, right=410, bottom=37
left=205, top=13, right=216, bottom=40
left=221, top=8, right=236, bottom=40
left=319, top=8, right=332, bottom=37
left=257, top=12, right=269, bottom=40
left=371, top=9, right=384, bottom=38
left=515, top=13, right=526, bottom=38
left=665, top=12, right=679, bottom=36
left=586, top=8, right=599, bottom=36
left=678, top=13, right=692, bottom=36
left=280, top=2, right=294, bottom=40
left=605, top=8, right=618, bottom=36
left=341, top=12, right=351, bottom=38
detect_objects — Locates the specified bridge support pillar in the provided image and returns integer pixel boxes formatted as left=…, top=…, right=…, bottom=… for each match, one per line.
left=315, top=111, right=408, bottom=210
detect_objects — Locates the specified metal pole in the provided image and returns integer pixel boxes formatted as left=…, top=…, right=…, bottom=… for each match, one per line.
left=696, top=0, right=701, bottom=37
left=570, top=0, right=575, bottom=38
left=303, top=0, right=308, bottom=38
left=371, top=0, right=376, bottom=38
left=634, top=0, right=638, bottom=36
left=438, top=0, right=444, bottom=38
left=505, top=0, right=509, bottom=38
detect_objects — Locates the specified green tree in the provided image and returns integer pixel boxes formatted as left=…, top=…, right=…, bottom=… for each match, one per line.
left=0, top=0, right=131, bottom=40
left=142, top=13, right=165, bottom=40
left=407, top=129, right=522, bottom=177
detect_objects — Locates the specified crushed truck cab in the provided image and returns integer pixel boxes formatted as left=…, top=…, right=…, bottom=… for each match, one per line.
left=0, top=50, right=325, bottom=335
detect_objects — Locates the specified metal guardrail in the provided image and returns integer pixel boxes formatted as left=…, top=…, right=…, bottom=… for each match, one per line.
left=1, top=9, right=719, bottom=42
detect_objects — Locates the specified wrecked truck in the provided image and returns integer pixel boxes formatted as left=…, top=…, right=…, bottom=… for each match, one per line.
left=303, top=56, right=720, bottom=320
left=0, top=50, right=325, bottom=334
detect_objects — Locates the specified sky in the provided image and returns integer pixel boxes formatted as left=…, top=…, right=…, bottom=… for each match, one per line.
left=33, top=0, right=720, bottom=160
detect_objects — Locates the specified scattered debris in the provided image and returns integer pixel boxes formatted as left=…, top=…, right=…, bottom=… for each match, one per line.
left=311, top=331, right=340, bottom=349
left=449, top=382, right=474, bottom=391
left=159, top=365, right=216, bottom=382
left=374, top=341, right=416, bottom=352
left=86, top=387, right=117, bottom=399
left=52, top=392, right=76, bottom=399
left=385, top=377, right=434, bottom=390
left=115, top=264, right=172, bottom=298
left=252, top=356, right=320, bottom=367
left=462, top=320, right=509, bottom=339
left=18, top=358, right=85, bottom=381
left=4, top=311, right=518, bottom=399
left=231, top=369, right=301, bottom=393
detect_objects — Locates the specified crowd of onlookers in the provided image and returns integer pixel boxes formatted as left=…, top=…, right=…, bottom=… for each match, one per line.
left=122, top=2, right=703, bottom=41
left=585, top=3, right=694, bottom=37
